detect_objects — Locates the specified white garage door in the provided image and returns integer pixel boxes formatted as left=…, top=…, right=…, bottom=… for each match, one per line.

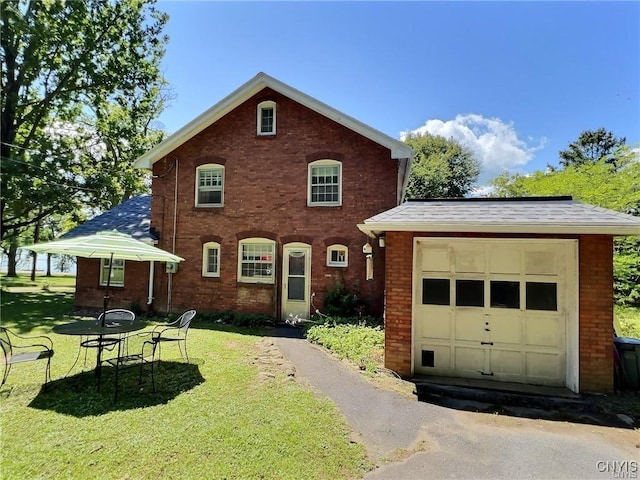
left=413, top=238, right=577, bottom=387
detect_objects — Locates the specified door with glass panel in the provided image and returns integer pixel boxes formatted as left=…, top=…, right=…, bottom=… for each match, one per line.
left=281, top=244, right=311, bottom=321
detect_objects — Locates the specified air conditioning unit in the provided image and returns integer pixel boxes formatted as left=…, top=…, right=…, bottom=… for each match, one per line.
left=166, top=262, right=179, bottom=274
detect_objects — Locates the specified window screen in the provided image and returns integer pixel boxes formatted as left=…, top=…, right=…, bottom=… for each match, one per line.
left=526, top=282, right=558, bottom=311
left=490, top=281, right=520, bottom=309
left=422, top=278, right=450, bottom=305
left=456, top=280, right=484, bottom=307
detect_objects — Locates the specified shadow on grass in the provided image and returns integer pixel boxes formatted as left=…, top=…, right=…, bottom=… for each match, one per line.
left=28, top=360, right=205, bottom=417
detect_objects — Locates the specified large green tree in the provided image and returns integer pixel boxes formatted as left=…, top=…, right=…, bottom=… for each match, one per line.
left=558, top=127, right=626, bottom=169
left=1, top=0, right=169, bottom=274
left=0, top=0, right=168, bottom=234
left=491, top=145, right=640, bottom=305
left=403, top=133, right=480, bottom=199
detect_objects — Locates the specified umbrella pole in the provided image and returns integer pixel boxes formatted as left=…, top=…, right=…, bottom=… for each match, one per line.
left=102, top=252, right=114, bottom=327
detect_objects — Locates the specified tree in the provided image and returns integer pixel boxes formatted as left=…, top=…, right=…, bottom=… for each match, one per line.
left=558, top=128, right=626, bottom=169
left=1, top=0, right=168, bottom=243
left=491, top=146, right=640, bottom=305
left=403, top=133, right=480, bottom=199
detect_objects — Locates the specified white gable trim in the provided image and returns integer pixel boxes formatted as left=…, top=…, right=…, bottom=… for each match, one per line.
left=135, top=72, right=413, bottom=169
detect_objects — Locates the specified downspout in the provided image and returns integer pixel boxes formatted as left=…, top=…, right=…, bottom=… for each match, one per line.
left=398, top=154, right=414, bottom=204
left=167, top=158, right=179, bottom=314
left=147, top=261, right=155, bottom=306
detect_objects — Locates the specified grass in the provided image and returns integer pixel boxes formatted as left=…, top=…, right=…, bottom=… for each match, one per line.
left=306, top=324, right=384, bottom=373
left=0, top=289, right=370, bottom=480
left=1, top=273, right=76, bottom=292
left=615, top=305, right=640, bottom=338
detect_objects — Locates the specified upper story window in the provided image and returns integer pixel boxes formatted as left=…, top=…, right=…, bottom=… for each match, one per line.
left=100, top=258, right=125, bottom=287
left=257, top=100, right=276, bottom=135
left=326, top=244, right=348, bottom=267
left=196, top=164, right=224, bottom=207
left=238, top=238, right=275, bottom=284
left=308, top=160, right=342, bottom=207
left=202, top=242, right=220, bottom=277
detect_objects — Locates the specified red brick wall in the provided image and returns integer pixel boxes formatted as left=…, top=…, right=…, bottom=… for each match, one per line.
left=384, top=231, right=414, bottom=376
left=74, top=258, right=151, bottom=313
left=578, top=234, right=614, bottom=393
left=146, top=88, right=397, bottom=317
left=383, top=232, right=615, bottom=393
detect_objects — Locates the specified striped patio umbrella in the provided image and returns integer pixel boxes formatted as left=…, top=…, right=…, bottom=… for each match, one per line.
left=25, top=231, right=184, bottom=322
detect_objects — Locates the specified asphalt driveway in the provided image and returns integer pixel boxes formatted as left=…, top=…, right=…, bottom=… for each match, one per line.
left=273, top=332, right=639, bottom=480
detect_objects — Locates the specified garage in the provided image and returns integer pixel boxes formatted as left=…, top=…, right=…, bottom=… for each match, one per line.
left=413, top=238, right=577, bottom=388
left=358, top=196, right=640, bottom=393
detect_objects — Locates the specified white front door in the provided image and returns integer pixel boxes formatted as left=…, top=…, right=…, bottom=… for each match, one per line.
left=281, top=243, right=311, bottom=321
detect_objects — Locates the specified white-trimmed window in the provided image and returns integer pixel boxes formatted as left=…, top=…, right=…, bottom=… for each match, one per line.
left=196, top=164, right=224, bottom=207
left=308, top=160, right=342, bottom=206
left=202, top=242, right=220, bottom=277
left=100, top=258, right=125, bottom=286
left=327, top=244, right=348, bottom=267
left=257, top=100, right=276, bottom=135
left=238, top=238, right=275, bottom=283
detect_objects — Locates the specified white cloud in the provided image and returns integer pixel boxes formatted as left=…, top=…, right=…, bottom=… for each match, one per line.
left=401, top=114, right=547, bottom=184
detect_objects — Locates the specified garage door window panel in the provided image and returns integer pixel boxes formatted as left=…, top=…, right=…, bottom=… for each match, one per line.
left=422, top=278, right=450, bottom=305
left=526, top=282, right=557, bottom=311
left=490, top=281, right=520, bottom=309
left=456, top=280, right=484, bottom=307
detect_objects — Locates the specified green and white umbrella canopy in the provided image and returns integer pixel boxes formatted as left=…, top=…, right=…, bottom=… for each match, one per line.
left=25, top=231, right=183, bottom=322
left=25, top=230, right=184, bottom=263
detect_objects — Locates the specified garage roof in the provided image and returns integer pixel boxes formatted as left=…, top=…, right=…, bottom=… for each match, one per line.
left=358, top=197, right=640, bottom=237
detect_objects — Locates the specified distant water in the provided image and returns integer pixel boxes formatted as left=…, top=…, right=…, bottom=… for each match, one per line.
left=0, top=251, right=76, bottom=275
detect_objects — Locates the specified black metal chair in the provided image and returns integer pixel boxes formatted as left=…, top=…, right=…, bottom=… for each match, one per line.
left=1, top=326, right=54, bottom=389
left=140, top=310, right=196, bottom=391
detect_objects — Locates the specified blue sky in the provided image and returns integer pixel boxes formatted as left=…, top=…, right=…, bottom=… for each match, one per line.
left=155, top=1, right=639, bottom=186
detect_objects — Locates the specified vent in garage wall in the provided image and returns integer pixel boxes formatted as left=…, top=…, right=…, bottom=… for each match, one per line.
left=422, top=350, right=435, bottom=367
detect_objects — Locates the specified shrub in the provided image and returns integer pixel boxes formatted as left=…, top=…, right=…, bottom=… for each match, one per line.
left=307, top=324, right=384, bottom=373
left=197, top=311, right=275, bottom=328
left=323, top=280, right=367, bottom=317
left=614, top=238, right=640, bottom=306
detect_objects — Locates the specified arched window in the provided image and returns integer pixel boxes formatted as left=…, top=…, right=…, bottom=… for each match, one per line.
left=195, top=164, right=224, bottom=207
left=308, top=159, right=342, bottom=206
left=238, top=238, right=275, bottom=283
left=202, top=242, right=221, bottom=277
left=257, top=100, right=276, bottom=135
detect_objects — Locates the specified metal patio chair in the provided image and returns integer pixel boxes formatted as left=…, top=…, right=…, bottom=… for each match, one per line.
left=1, top=326, right=54, bottom=389
left=140, top=310, right=196, bottom=391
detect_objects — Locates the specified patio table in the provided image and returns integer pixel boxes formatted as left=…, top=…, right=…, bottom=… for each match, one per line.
left=53, top=320, right=147, bottom=396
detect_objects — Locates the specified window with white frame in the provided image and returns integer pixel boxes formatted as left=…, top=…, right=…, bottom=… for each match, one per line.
left=202, top=242, right=220, bottom=277
left=257, top=100, right=276, bottom=135
left=196, top=164, right=224, bottom=207
left=100, top=258, right=125, bottom=286
left=308, top=160, right=342, bottom=206
left=238, top=238, right=275, bottom=283
left=327, top=244, right=348, bottom=267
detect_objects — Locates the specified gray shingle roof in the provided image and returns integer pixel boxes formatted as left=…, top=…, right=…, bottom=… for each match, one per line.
left=62, top=195, right=156, bottom=242
left=359, top=197, right=640, bottom=236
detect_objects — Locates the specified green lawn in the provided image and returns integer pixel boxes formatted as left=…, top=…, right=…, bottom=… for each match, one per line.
left=0, top=290, right=370, bottom=480
left=616, top=305, right=640, bottom=338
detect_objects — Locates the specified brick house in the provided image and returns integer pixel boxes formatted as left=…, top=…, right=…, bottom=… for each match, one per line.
left=358, top=197, right=640, bottom=393
left=72, top=73, right=413, bottom=319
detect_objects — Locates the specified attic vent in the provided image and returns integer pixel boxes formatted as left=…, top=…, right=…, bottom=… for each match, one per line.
left=421, top=350, right=435, bottom=368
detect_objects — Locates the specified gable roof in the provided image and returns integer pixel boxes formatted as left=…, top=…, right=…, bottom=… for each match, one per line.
left=134, top=72, right=413, bottom=169
left=358, top=197, right=640, bottom=237
left=62, top=195, right=156, bottom=242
